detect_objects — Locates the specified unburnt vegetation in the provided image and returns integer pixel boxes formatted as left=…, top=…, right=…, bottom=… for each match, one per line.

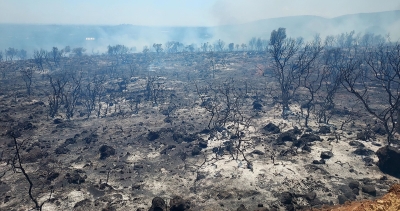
left=0, top=29, right=400, bottom=210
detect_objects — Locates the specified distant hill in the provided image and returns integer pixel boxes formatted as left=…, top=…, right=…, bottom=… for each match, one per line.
left=0, top=10, right=399, bottom=54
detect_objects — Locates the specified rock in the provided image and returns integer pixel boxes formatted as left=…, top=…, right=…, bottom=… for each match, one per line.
left=23, top=147, right=48, bottom=163
left=169, top=196, right=190, bottom=211
left=64, top=138, right=77, bottom=145
left=198, top=140, right=208, bottom=148
left=372, top=125, right=386, bottom=135
left=302, top=145, right=312, bottom=153
left=236, top=204, right=248, bottom=211
left=356, top=131, right=371, bottom=141
left=55, top=146, right=69, bottom=154
left=133, top=164, right=144, bottom=170
left=252, top=150, right=265, bottom=155
left=349, top=141, right=365, bottom=148
left=337, top=195, right=349, bottom=205
left=362, top=185, right=376, bottom=196
left=252, top=101, right=263, bottom=110
left=99, top=145, right=115, bottom=160
left=263, top=123, right=280, bottom=134
left=363, top=157, right=374, bottom=166
left=313, top=159, right=325, bottom=164
left=376, top=146, right=400, bottom=178
left=305, top=192, right=317, bottom=201
left=47, top=172, right=60, bottom=181
left=147, top=131, right=160, bottom=141
left=299, top=133, right=321, bottom=142
left=348, top=181, right=360, bottom=189
left=191, top=146, right=201, bottom=156
left=65, top=171, right=86, bottom=184
left=280, top=192, right=293, bottom=204
left=277, top=132, right=296, bottom=143
left=74, top=199, right=91, bottom=208
left=318, top=126, right=330, bottom=134
left=149, top=197, right=165, bottom=211
left=320, top=151, right=333, bottom=159
left=352, top=188, right=360, bottom=195
left=353, top=147, right=374, bottom=156
left=53, top=118, right=63, bottom=124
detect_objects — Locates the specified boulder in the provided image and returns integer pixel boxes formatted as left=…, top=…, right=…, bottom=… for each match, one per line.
left=376, top=146, right=400, bottom=178
left=149, top=197, right=165, bottom=211
left=170, top=196, right=190, bottom=211
left=263, top=123, right=280, bottom=134
left=147, top=131, right=160, bottom=141
left=349, top=141, right=365, bottom=148
left=320, top=151, right=334, bottom=159
left=318, top=126, right=330, bottom=134
left=99, top=145, right=115, bottom=160
left=362, top=185, right=376, bottom=196
left=236, top=204, right=248, bottom=211
left=353, top=147, right=374, bottom=156
left=280, top=192, right=293, bottom=204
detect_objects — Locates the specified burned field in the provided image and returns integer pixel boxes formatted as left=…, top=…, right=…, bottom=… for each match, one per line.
left=0, top=38, right=400, bottom=210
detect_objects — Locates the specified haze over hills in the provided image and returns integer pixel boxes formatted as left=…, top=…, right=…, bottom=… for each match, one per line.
left=0, top=10, right=399, bottom=54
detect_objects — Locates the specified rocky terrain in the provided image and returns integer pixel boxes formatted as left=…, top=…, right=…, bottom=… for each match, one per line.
left=0, top=42, right=399, bottom=211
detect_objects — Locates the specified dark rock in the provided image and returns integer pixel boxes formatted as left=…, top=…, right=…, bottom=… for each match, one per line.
left=348, top=181, right=360, bottom=189
left=353, top=147, right=374, bottom=156
left=313, top=159, right=325, bottom=164
left=252, top=150, right=265, bottom=155
left=280, top=192, right=293, bottom=204
left=47, top=172, right=60, bottom=181
left=362, top=185, right=376, bottom=196
left=356, top=131, right=371, bottom=141
left=182, top=134, right=197, bottom=143
left=305, top=192, right=317, bottom=201
left=236, top=204, right=248, bottom=211
left=83, top=133, right=98, bottom=144
left=55, top=146, right=69, bottom=154
left=318, top=126, right=330, bottom=134
left=133, top=164, right=144, bottom=170
left=352, top=188, right=360, bottom=195
left=53, top=118, right=63, bottom=124
left=149, top=197, right=165, bottom=211
left=277, top=132, right=296, bottom=143
left=147, top=131, right=160, bottom=141
left=372, top=142, right=382, bottom=147
left=64, top=138, right=76, bottom=145
left=349, top=141, right=365, bottom=148
left=65, top=171, right=86, bottom=184
left=252, top=101, right=263, bottom=110
left=287, top=127, right=302, bottom=135
left=198, top=140, right=208, bottom=148
left=99, top=145, right=115, bottom=160
left=263, top=123, right=280, bottom=134
left=302, top=145, right=312, bottom=153
left=299, top=133, right=321, bottom=142
left=191, top=146, right=201, bottom=156
left=337, top=195, right=349, bottom=205
left=376, top=146, right=400, bottom=178
left=160, top=145, right=176, bottom=155
left=169, top=196, right=190, bottom=211
left=363, top=157, right=374, bottom=166
left=320, top=151, right=333, bottom=159
left=74, top=199, right=91, bottom=208
left=372, top=125, right=386, bottom=135
left=132, top=184, right=141, bottom=190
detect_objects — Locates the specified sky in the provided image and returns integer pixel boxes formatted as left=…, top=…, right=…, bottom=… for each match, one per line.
left=0, top=0, right=399, bottom=26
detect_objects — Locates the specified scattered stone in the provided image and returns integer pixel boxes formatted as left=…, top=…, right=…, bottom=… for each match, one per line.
left=277, top=131, right=296, bottom=143
left=280, top=192, right=293, bottom=204
left=312, top=159, right=325, bottom=165
left=191, top=146, right=201, bottom=156
left=353, top=147, right=374, bottom=156
left=318, top=126, right=330, bottom=134
left=198, top=140, right=208, bottom=148
left=99, top=145, right=115, bottom=160
left=53, top=118, right=63, bottom=124
left=55, top=146, right=69, bottom=154
left=169, top=196, right=191, bottom=211
left=263, top=123, right=280, bottom=134
left=305, top=192, right=317, bottom=201
left=376, top=146, right=400, bottom=177
left=348, top=181, right=360, bottom=189
left=362, top=185, right=377, bottom=196
left=337, top=195, right=349, bottom=205
left=149, top=197, right=165, bottom=211
left=65, top=171, right=86, bottom=184
left=252, top=101, right=263, bottom=110
left=320, top=151, right=333, bottom=159
left=147, top=131, right=160, bottom=141
left=236, top=204, right=248, bottom=211
left=349, top=141, right=365, bottom=148
left=252, top=150, right=265, bottom=155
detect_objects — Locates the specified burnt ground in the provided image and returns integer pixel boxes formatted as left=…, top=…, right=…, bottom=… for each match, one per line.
left=0, top=52, right=399, bottom=211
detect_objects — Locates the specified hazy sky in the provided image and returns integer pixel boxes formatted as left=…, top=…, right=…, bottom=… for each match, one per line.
left=0, top=0, right=399, bottom=26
